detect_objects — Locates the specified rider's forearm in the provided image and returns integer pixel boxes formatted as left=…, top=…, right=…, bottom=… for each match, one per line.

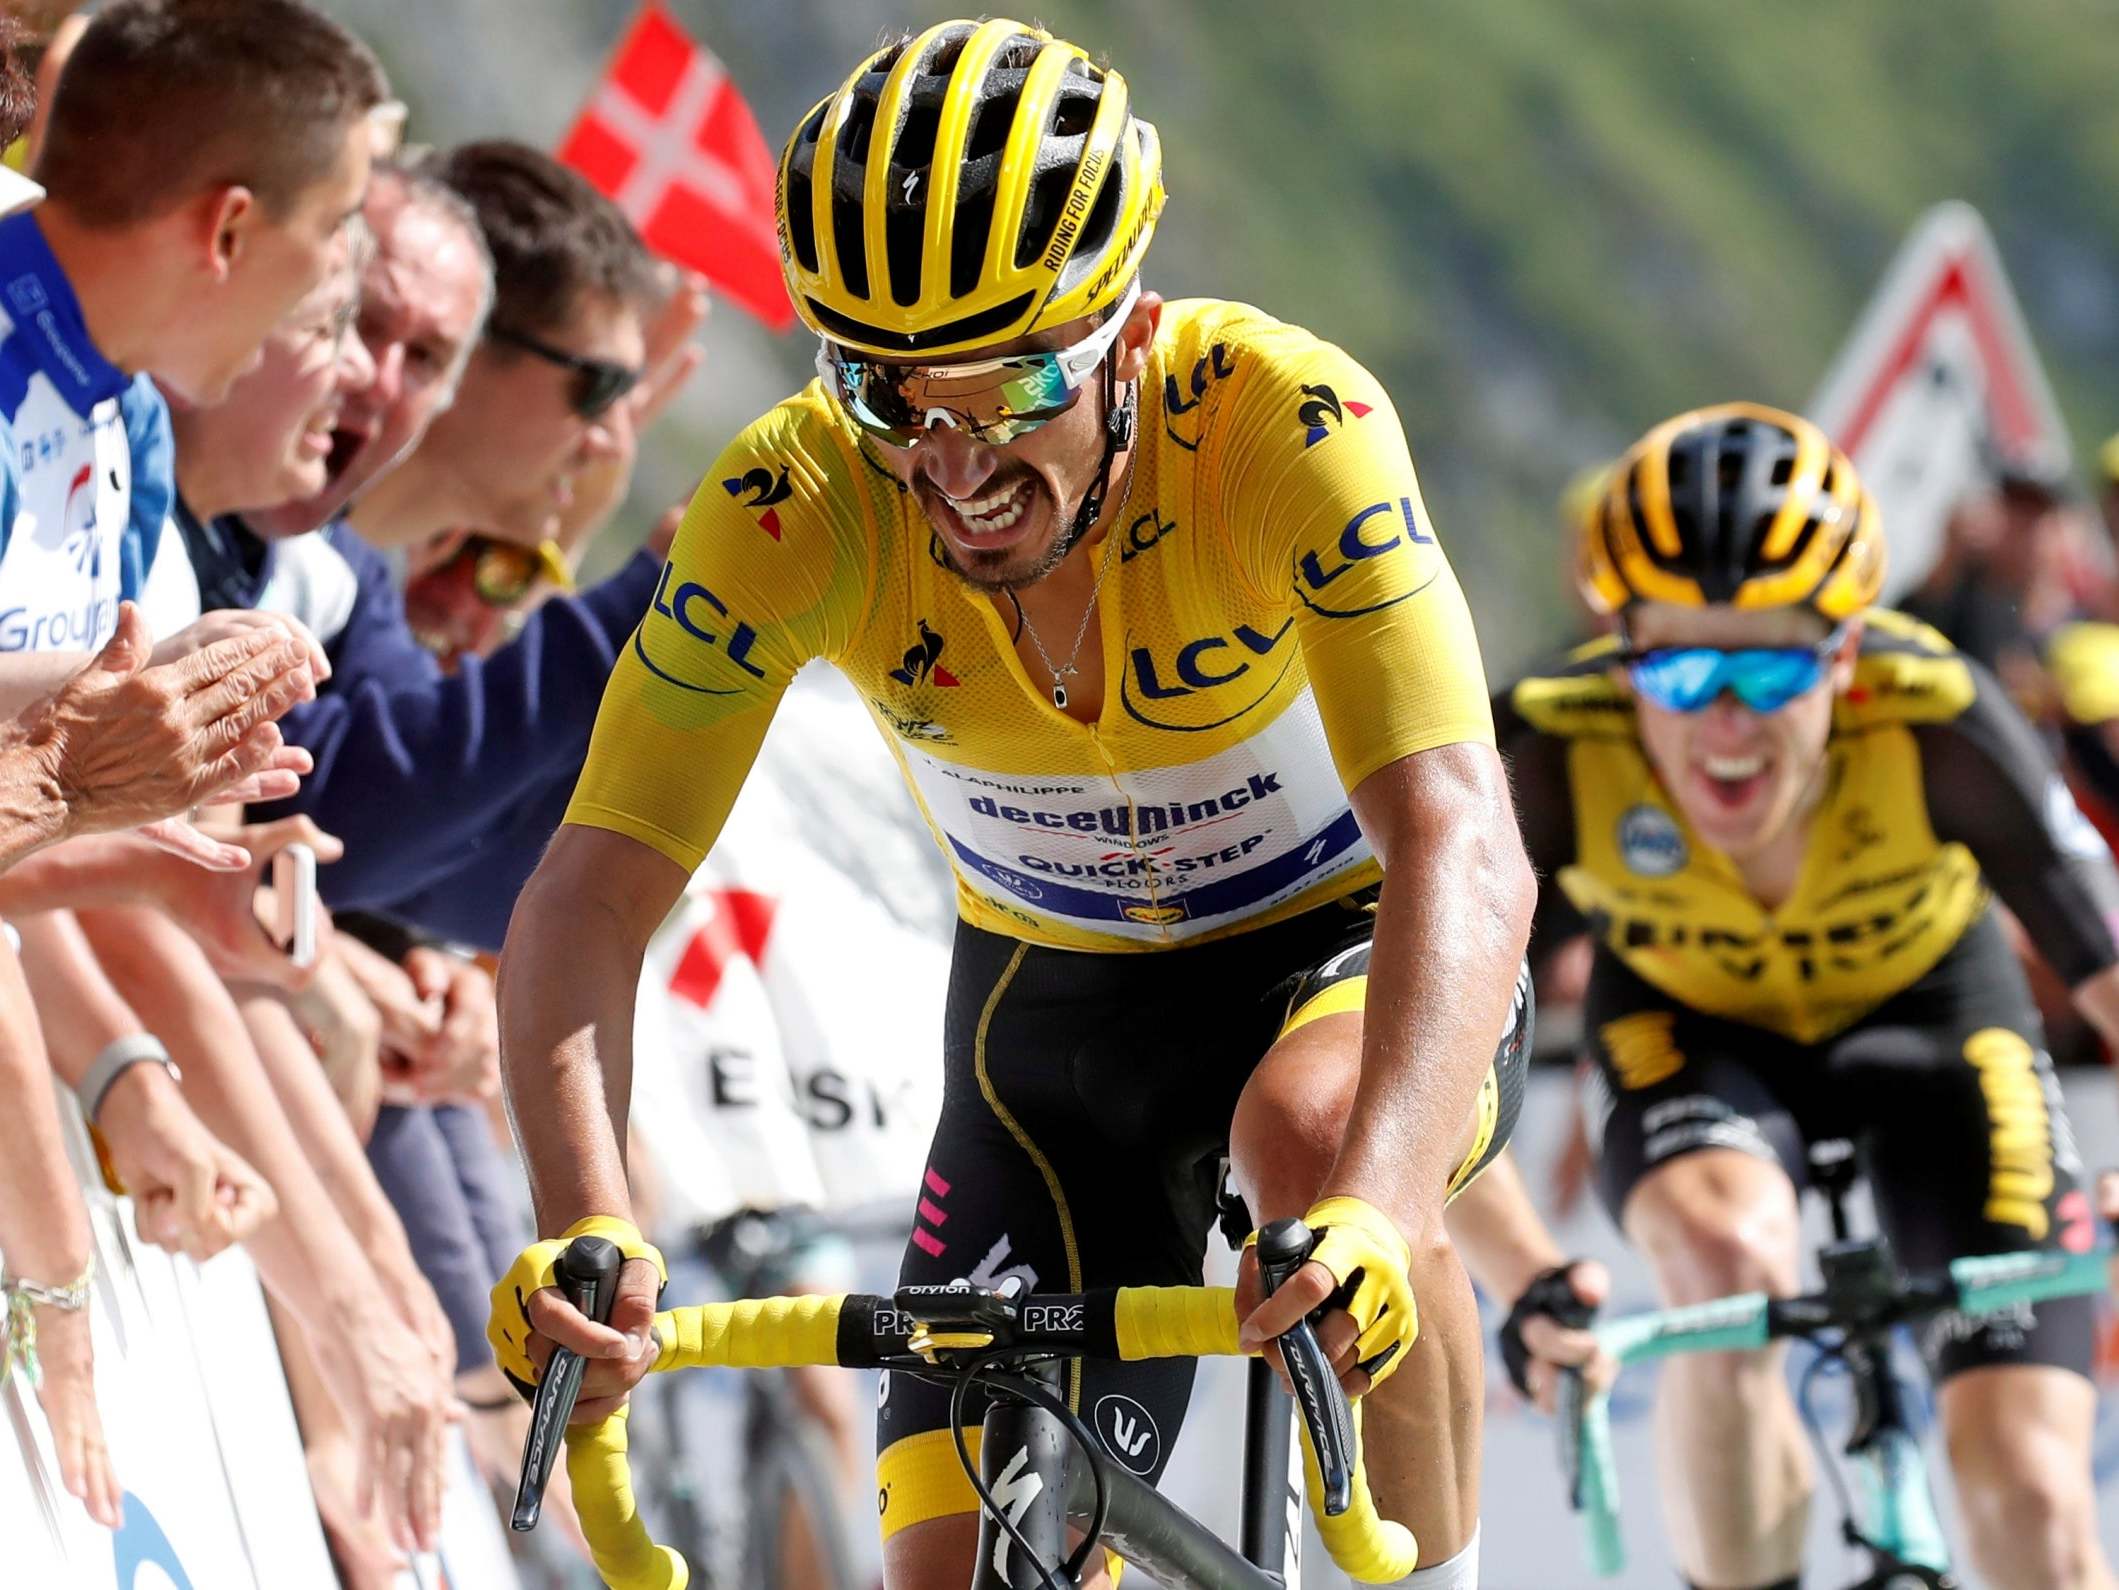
left=1440, top=1151, right=1567, bottom=1300
left=1331, top=748, right=1536, bottom=1235
left=497, top=849, right=655, bottom=1234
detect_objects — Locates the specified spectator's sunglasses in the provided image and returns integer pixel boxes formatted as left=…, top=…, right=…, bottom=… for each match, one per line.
left=451, top=535, right=575, bottom=606
left=1622, top=624, right=1849, bottom=714
left=486, top=323, right=642, bottom=420
left=819, top=282, right=1140, bottom=448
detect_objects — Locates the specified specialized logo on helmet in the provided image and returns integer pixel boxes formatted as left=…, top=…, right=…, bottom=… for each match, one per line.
left=888, top=618, right=959, bottom=688
left=1296, top=383, right=1372, bottom=448
left=1163, top=343, right=1236, bottom=451
left=721, top=463, right=793, bottom=540
left=1617, top=804, right=1688, bottom=877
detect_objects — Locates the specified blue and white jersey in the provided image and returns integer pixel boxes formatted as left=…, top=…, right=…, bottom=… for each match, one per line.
left=0, top=214, right=169, bottom=653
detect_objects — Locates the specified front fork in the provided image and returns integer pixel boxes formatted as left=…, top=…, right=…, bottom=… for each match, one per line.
left=1841, top=1338, right=1956, bottom=1588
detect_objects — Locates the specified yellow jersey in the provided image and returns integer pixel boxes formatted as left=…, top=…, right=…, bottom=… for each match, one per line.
left=1498, top=610, right=2119, bottom=1043
left=567, top=298, right=1495, bottom=950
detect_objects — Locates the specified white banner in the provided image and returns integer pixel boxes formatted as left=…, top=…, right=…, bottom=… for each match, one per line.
left=631, top=667, right=950, bottom=1228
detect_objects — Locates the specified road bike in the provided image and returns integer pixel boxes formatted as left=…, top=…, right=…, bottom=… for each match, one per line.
left=1559, top=1140, right=2113, bottom=1589
left=513, top=1218, right=1422, bottom=1589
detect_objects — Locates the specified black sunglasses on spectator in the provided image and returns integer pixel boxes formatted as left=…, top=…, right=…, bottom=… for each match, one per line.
left=486, top=322, right=641, bottom=419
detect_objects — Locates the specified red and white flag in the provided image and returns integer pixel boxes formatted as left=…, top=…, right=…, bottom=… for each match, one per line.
left=559, top=2, right=794, bottom=331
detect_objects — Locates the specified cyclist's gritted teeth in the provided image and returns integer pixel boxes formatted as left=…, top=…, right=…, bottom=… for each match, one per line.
left=925, top=474, right=1044, bottom=552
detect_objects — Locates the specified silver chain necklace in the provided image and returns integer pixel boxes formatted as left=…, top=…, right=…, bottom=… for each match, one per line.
left=1011, top=445, right=1138, bottom=711
left=1012, top=537, right=1117, bottom=711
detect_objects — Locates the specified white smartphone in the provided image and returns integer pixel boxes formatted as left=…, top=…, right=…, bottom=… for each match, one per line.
left=271, top=842, right=318, bottom=970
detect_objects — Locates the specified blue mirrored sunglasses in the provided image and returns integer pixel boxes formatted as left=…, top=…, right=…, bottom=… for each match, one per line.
left=1624, top=625, right=1848, bottom=714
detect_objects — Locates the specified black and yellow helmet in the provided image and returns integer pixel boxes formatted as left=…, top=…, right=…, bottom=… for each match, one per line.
left=776, top=18, right=1165, bottom=359
left=1580, top=402, right=1885, bottom=622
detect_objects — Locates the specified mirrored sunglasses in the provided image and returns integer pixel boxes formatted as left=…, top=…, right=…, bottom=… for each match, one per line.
left=1624, top=625, right=1848, bottom=714
left=819, top=281, right=1141, bottom=448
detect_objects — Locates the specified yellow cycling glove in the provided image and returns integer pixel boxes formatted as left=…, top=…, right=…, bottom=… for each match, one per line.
left=488, top=1215, right=669, bottom=1399
left=1302, top=1195, right=1418, bottom=1391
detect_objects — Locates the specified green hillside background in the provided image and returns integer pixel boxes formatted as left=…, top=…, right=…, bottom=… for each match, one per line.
left=321, top=0, right=2119, bottom=673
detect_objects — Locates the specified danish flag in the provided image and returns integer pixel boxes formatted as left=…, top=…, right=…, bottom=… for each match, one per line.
left=559, top=2, right=794, bottom=330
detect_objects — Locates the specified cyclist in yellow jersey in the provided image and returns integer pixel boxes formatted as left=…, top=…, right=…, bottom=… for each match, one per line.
left=487, top=18, right=1610, bottom=1588
left=1499, top=403, right=2119, bottom=1590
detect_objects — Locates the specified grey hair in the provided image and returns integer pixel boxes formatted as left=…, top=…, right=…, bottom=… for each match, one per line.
left=371, top=149, right=497, bottom=387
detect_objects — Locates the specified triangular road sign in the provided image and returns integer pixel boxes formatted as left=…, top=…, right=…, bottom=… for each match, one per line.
left=1807, top=201, right=2071, bottom=600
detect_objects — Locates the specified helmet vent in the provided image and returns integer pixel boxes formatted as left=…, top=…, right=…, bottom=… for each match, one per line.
left=928, top=29, right=972, bottom=76
left=951, top=189, right=997, bottom=298
left=1770, top=454, right=1794, bottom=485
left=785, top=171, right=818, bottom=272
left=831, top=187, right=869, bottom=300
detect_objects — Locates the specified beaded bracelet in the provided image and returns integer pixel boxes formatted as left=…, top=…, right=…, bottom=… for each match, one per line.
left=1, top=1253, right=95, bottom=1389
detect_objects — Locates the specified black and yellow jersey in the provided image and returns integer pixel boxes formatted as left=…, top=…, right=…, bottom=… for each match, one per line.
left=567, top=298, right=1496, bottom=950
left=1497, top=610, right=2119, bottom=1043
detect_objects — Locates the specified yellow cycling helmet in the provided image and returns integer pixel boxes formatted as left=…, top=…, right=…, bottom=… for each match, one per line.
left=776, top=18, right=1166, bottom=359
left=1580, top=402, right=1885, bottom=623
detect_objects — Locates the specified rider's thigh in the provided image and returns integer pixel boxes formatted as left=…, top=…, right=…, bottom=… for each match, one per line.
left=1620, top=1148, right=1804, bottom=1305
left=1937, top=1363, right=2108, bottom=1588
left=884, top=1514, right=1117, bottom=1590
left=1227, top=1009, right=1483, bottom=1219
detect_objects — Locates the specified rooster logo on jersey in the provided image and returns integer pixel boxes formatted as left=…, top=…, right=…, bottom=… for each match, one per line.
left=721, top=463, right=793, bottom=540
left=1297, top=383, right=1371, bottom=448
left=889, top=618, right=959, bottom=688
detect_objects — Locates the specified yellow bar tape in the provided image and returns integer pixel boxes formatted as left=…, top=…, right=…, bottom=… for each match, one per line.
left=566, top=1406, right=688, bottom=1589
left=652, top=1294, right=846, bottom=1372
left=1303, top=1400, right=1420, bottom=1583
left=1113, top=1285, right=1242, bottom=1361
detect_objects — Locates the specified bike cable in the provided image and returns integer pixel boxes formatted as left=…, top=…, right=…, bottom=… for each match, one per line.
left=947, top=1349, right=1111, bottom=1589
left=1795, top=1339, right=1875, bottom=1553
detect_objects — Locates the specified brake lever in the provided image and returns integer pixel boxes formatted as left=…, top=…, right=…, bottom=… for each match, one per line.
left=1255, top=1216, right=1355, bottom=1516
left=1556, top=1365, right=1586, bottom=1509
left=511, top=1235, right=622, bottom=1532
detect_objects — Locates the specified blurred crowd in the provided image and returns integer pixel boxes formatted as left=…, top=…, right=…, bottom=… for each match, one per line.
left=0, top=1, right=714, bottom=1581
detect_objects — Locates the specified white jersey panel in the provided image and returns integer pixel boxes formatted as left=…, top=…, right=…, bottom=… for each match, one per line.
left=897, top=685, right=1372, bottom=944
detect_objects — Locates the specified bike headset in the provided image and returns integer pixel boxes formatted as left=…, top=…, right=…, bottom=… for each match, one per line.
left=779, top=17, right=1164, bottom=562
left=1578, top=401, right=1887, bottom=652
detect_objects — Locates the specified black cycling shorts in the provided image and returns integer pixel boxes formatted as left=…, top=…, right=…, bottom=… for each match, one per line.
left=875, top=892, right=1531, bottom=1541
left=1585, top=908, right=2095, bottom=1385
